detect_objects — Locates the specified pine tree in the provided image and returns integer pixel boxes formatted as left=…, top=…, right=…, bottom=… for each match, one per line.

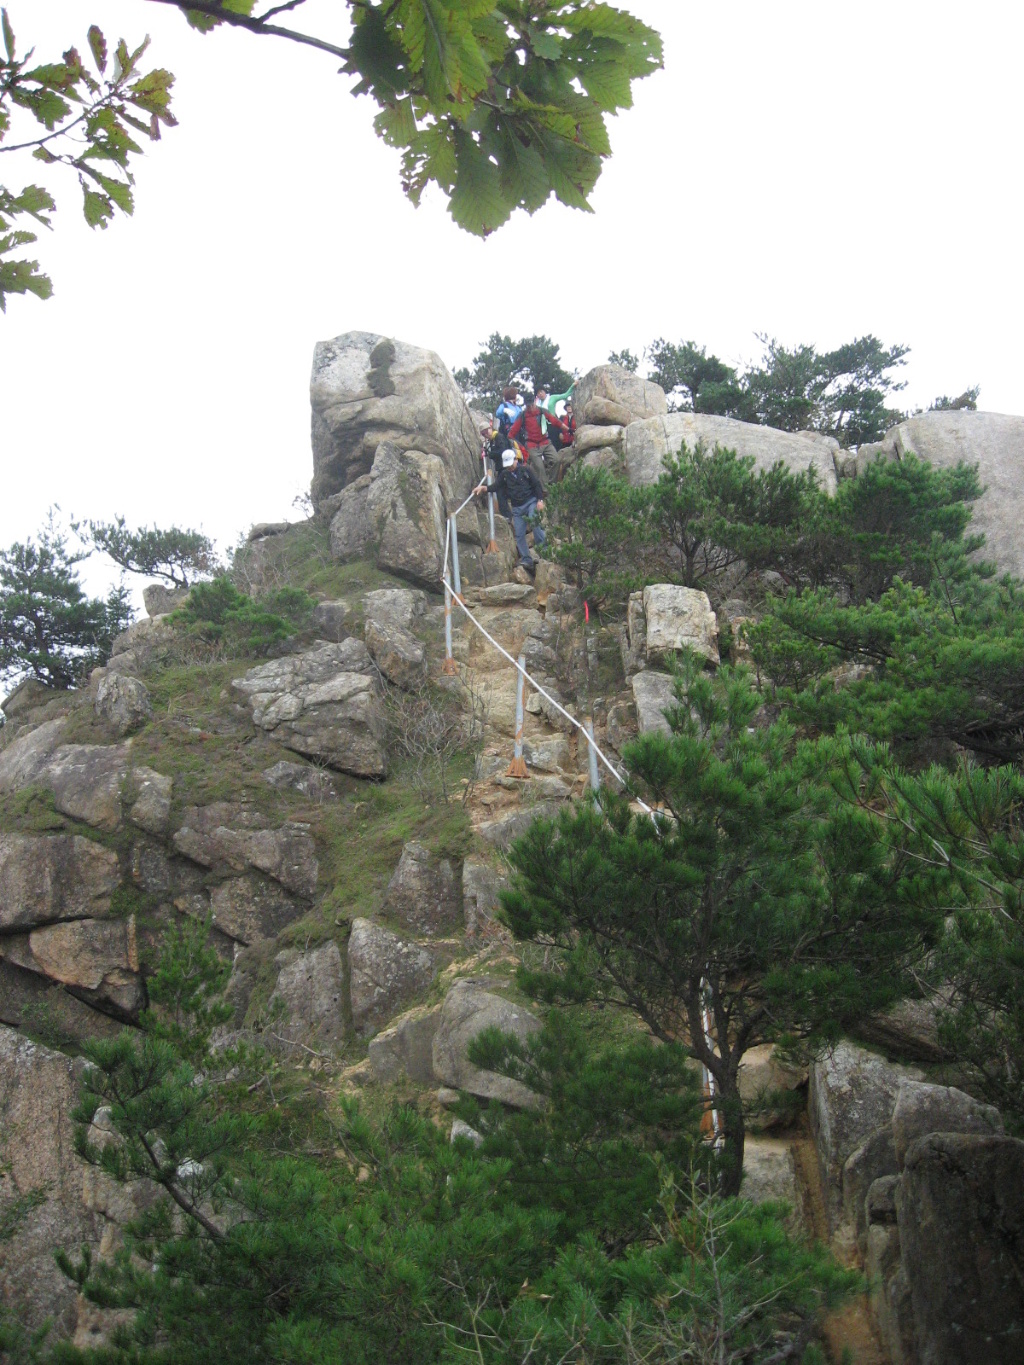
left=500, top=656, right=941, bottom=1194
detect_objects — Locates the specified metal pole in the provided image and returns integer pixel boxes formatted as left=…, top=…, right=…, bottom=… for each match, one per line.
left=506, top=653, right=529, bottom=778
left=449, top=514, right=463, bottom=600
left=442, top=581, right=458, bottom=674
left=485, top=489, right=499, bottom=554
left=585, top=717, right=600, bottom=807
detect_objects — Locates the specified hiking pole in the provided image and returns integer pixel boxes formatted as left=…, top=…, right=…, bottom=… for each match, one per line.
left=448, top=515, right=463, bottom=602
left=584, top=717, right=601, bottom=810
left=506, top=653, right=529, bottom=779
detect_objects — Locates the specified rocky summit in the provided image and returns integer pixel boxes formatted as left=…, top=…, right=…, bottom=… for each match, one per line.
left=2, top=335, right=1023, bottom=1362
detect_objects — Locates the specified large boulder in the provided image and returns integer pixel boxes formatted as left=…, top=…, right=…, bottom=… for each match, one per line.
left=622, top=413, right=839, bottom=494
left=0, top=833, right=120, bottom=932
left=208, top=875, right=304, bottom=946
left=268, top=941, right=346, bottom=1050
left=172, top=804, right=318, bottom=899
left=3, top=917, right=143, bottom=1018
left=809, top=1041, right=922, bottom=1232
left=363, top=588, right=429, bottom=633
left=642, top=585, right=719, bottom=665
left=365, top=618, right=426, bottom=689
left=382, top=841, right=462, bottom=936
left=0, top=716, right=68, bottom=791
left=631, top=670, right=677, bottom=737
left=898, top=1133, right=1024, bottom=1364
left=856, top=410, right=1024, bottom=579
left=574, top=364, right=668, bottom=427
left=366, top=443, right=451, bottom=588
left=891, top=1080, right=1003, bottom=1164
left=461, top=856, right=507, bottom=942
left=142, top=582, right=190, bottom=618
left=232, top=639, right=385, bottom=778
left=33, top=743, right=132, bottom=832
left=367, top=1006, right=441, bottom=1084
left=310, top=332, right=479, bottom=512
left=432, top=978, right=541, bottom=1108
left=347, top=918, right=438, bottom=1035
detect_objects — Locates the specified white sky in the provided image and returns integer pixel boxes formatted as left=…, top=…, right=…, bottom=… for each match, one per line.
left=2, top=1, right=1023, bottom=597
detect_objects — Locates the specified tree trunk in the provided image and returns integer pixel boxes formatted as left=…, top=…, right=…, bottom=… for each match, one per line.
left=714, top=1074, right=746, bottom=1198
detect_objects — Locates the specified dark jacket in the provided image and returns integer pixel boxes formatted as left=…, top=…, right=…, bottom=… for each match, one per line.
left=494, top=455, right=544, bottom=509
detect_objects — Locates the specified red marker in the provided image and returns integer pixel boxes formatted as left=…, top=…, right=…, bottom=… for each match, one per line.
left=584, top=601, right=590, bottom=623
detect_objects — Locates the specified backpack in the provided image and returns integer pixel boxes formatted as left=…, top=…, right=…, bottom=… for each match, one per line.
left=495, top=401, right=521, bottom=437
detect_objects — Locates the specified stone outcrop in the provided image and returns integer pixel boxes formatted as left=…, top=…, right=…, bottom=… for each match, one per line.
left=0, top=833, right=121, bottom=931
left=347, top=918, right=438, bottom=1035
left=432, top=979, right=541, bottom=1108
left=461, top=857, right=506, bottom=942
left=0, top=1027, right=100, bottom=1337
left=809, top=1041, right=922, bottom=1232
left=0, top=716, right=69, bottom=791
left=897, top=1133, right=1024, bottom=1365
left=856, top=410, right=1024, bottom=579
left=367, top=1006, right=441, bottom=1084
left=621, top=412, right=839, bottom=494
left=209, top=874, right=304, bottom=946
left=172, top=804, right=318, bottom=899
left=363, top=587, right=429, bottom=633
left=631, top=670, right=677, bottom=736
left=3, top=917, right=142, bottom=1018
left=262, top=761, right=337, bottom=802
left=641, top=585, right=719, bottom=665
left=142, top=582, right=190, bottom=618
left=574, top=364, right=668, bottom=427
left=268, top=942, right=346, bottom=1050
left=382, top=841, right=462, bottom=936
left=365, top=618, right=427, bottom=689
left=94, top=673, right=152, bottom=736
left=891, top=1079, right=1002, bottom=1164
left=310, top=332, right=479, bottom=512
left=233, top=639, right=386, bottom=777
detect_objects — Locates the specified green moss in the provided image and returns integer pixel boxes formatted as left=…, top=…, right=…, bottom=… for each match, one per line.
left=0, top=784, right=65, bottom=833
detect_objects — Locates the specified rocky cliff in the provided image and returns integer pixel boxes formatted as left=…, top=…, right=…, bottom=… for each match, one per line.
left=2, top=336, right=1022, bottom=1359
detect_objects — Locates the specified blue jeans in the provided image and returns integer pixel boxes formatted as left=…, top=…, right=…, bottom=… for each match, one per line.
left=511, top=498, right=546, bottom=567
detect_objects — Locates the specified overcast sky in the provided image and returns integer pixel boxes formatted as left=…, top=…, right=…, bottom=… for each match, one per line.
left=2, top=1, right=1022, bottom=596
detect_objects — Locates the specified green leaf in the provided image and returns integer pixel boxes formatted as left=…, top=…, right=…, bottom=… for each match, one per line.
left=87, top=24, right=107, bottom=73
left=529, top=29, right=563, bottom=61
left=448, top=133, right=512, bottom=236
left=2, top=6, right=14, bottom=61
left=82, top=187, right=114, bottom=229
left=577, top=59, right=634, bottom=110
left=81, top=167, right=134, bottom=216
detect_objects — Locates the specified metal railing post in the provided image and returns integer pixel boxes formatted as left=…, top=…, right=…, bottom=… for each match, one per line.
left=585, top=717, right=600, bottom=808
left=449, top=514, right=463, bottom=600
left=441, top=582, right=458, bottom=674
left=506, top=653, right=529, bottom=778
left=485, top=488, right=499, bottom=554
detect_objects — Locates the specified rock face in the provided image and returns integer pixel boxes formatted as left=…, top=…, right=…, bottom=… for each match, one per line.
left=382, top=842, right=462, bottom=936
left=268, top=942, right=346, bottom=1050
left=367, top=1006, right=441, bottom=1084
left=574, top=364, right=668, bottom=427
left=94, top=673, right=152, bottom=736
left=4, top=917, right=142, bottom=1017
left=0, top=1027, right=101, bottom=1337
left=347, top=918, right=438, bottom=1035
left=363, top=588, right=429, bottom=633
left=232, top=639, right=386, bottom=778
left=857, top=410, right=1024, bottom=579
left=209, top=875, right=303, bottom=946
left=898, top=1133, right=1024, bottom=1365
left=622, top=412, right=839, bottom=494
left=142, top=582, right=190, bottom=618
left=172, top=804, right=318, bottom=899
left=0, top=833, right=121, bottom=931
left=891, top=1080, right=1003, bottom=1164
left=365, top=618, right=426, bottom=689
left=809, top=1041, right=922, bottom=1232
left=642, top=585, right=719, bottom=664
left=631, top=670, right=677, bottom=736
left=310, top=332, right=479, bottom=513
left=432, top=979, right=541, bottom=1108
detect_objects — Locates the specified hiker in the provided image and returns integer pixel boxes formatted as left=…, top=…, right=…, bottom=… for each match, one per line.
left=474, top=441, right=546, bottom=578
left=494, top=385, right=522, bottom=438
left=558, top=398, right=577, bottom=449
left=480, top=423, right=512, bottom=518
left=506, top=390, right=569, bottom=490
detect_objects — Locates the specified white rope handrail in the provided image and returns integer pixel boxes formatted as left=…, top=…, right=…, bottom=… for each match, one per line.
left=440, top=569, right=653, bottom=816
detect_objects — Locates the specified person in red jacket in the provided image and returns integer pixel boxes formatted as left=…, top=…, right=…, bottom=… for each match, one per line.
left=507, top=390, right=568, bottom=491
left=559, top=399, right=577, bottom=450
